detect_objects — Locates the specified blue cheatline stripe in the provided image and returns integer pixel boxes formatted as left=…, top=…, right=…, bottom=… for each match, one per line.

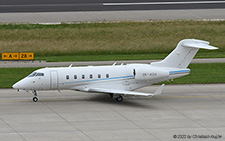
left=61, top=75, right=134, bottom=85
left=169, top=70, right=190, bottom=74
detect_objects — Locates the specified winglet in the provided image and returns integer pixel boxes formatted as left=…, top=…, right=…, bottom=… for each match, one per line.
left=154, top=84, right=165, bottom=95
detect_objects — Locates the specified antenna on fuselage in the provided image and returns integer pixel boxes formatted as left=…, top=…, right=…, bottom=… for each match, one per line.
left=112, top=62, right=117, bottom=66
left=69, top=64, right=73, bottom=67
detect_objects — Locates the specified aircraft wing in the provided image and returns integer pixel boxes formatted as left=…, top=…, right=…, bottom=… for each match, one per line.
left=86, top=84, right=165, bottom=97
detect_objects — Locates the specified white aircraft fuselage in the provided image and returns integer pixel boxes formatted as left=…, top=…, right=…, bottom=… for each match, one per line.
left=12, top=39, right=218, bottom=102
left=13, top=64, right=189, bottom=91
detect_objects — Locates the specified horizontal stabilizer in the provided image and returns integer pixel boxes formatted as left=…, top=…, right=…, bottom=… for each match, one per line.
left=182, top=40, right=218, bottom=50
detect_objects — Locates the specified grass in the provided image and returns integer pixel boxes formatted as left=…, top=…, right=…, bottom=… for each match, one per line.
left=0, top=20, right=225, bottom=61
left=0, top=67, right=39, bottom=88
left=35, top=54, right=167, bottom=62
left=0, top=63, right=224, bottom=88
left=35, top=52, right=225, bottom=62
left=159, top=63, right=225, bottom=84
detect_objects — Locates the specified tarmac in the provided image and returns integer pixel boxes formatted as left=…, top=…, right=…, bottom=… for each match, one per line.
left=0, top=9, right=225, bottom=23
left=0, top=84, right=225, bottom=141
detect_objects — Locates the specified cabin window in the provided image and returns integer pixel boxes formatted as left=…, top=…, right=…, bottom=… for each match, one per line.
left=98, top=74, right=101, bottom=78
left=82, top=74, right=85, bottom=79
left=74, top=75, right=77, bottom=79
left=106, top=74, right=109, bottom=78
left=66, top=75, right=69, bottom=80
left=90, top=74, right=93, bottom=79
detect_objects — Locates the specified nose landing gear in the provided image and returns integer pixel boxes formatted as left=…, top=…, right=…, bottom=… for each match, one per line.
left=33, top=97, right=38, bottom=102
left=32, top=90, right=38, bottom=102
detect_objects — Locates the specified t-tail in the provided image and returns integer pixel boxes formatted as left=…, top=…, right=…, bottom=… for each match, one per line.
left=151, top=39, right=218, bottom=68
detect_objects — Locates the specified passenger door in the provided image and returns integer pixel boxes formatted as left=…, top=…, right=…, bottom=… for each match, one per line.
left=50, top=71, right=58, bottom=90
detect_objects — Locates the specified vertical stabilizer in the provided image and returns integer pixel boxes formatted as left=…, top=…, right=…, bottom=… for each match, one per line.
left=151, top=39, right=218, bottom=68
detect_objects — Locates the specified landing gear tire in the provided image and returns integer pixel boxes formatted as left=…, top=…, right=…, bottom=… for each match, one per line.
left=32, top=90, right=38, bottom=102
left=33, top=97, right=38, bottom=102
left=115, top=95, right=123, bottom=102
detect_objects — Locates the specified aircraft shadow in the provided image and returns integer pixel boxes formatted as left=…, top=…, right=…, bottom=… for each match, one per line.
left=87, top=95, right=159, bottom=109
left=30, top=95, right=159, bottom=109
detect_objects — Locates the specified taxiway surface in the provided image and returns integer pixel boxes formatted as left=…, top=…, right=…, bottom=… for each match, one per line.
left=0, top=9, right=225, bottom=23
left=1, top=58, right=225, bottom=68
left=0, top=84, right=225, bottom=140
left=1, top=0, right=225, bottom=12
left=0, top=0, right=225, bottom=23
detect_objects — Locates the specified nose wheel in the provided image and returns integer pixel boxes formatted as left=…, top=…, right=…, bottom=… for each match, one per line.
left=33, top=97, right=38, bottom=102
left=32, top=90, right=38, bottom=102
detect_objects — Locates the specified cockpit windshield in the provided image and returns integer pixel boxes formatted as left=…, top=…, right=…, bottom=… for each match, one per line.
left=28, top=72, right=44, bottom=77
left=36, top=73, right=44, bottom=76
left=28, top=72, right=37, bottom=77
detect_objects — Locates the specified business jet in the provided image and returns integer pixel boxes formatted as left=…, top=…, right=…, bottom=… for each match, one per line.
left=13, top=39, right=218, bottom=102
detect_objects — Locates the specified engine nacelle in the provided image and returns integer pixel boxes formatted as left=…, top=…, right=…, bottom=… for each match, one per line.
left=134, top=67, right=169, bottom=81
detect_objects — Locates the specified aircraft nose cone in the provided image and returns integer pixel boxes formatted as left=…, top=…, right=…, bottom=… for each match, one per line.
left=12, top=83, right=20, bottom=89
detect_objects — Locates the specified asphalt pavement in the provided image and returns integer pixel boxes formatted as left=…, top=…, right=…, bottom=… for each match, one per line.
left=0, top=84, right=225, bottom=140
left=1, top=0, right=225, bottom=13
left=0, top=0, right=225, bottom=23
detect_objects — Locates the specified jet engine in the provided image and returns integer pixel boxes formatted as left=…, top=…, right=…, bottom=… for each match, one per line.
left=134, top=67, right=169, bottom=81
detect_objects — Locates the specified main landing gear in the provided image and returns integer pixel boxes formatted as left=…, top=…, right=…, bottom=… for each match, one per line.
left=32, top=90, right=38, bottom=102
left=115, top=95, right=123, bottom=102
left=110, top=94, right=123, bottom=102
